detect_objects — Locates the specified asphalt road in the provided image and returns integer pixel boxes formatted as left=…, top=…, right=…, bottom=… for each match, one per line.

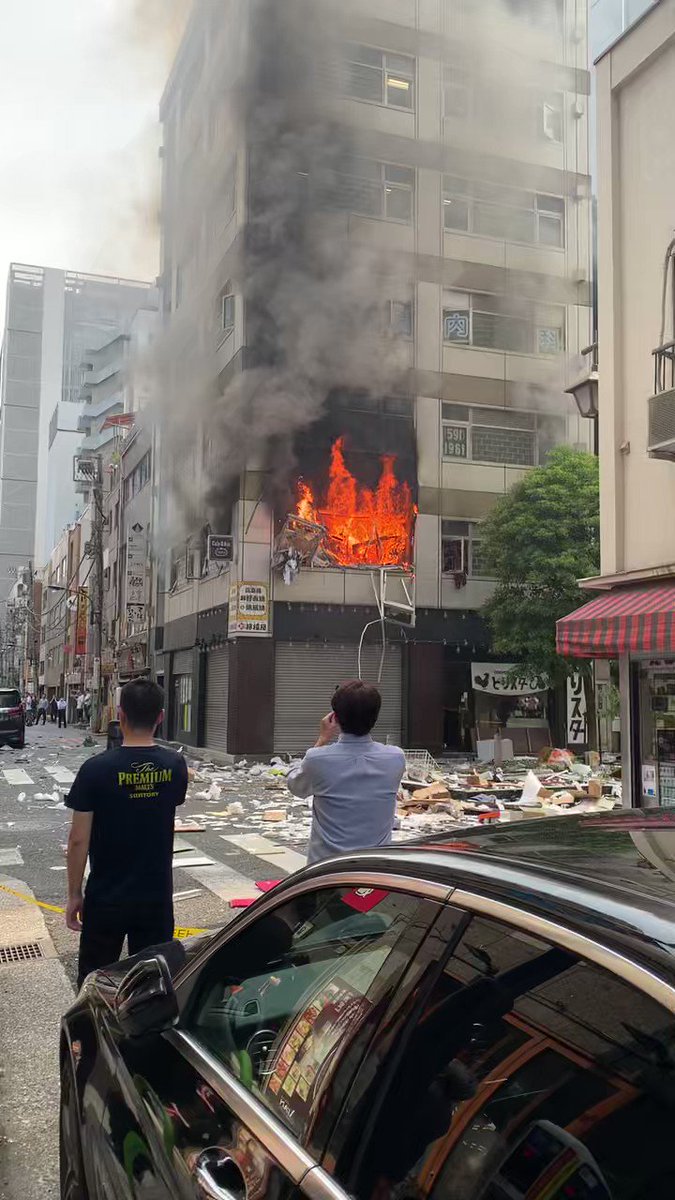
left=0, top=723, right=313, bottom=1200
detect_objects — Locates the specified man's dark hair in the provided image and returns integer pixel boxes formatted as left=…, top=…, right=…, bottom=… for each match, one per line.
left=331, top=680, right=382, bottom=736
left=120, top=678, right=164, bottom=732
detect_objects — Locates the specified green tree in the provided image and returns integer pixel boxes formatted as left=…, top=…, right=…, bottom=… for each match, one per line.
left=481, top=445, right=600, bottom=742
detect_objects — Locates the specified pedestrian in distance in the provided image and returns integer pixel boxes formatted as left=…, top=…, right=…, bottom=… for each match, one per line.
left=287, top=679, right=406, bottom=865
left=57, top=695, right=67, bottom=728
left=76, top=691, right=85, bottom=725
left=65, top=677, right=188, bottom=987
left=83, top=689, right=91, bottom=725
left=36, top=694, right=48, bottom=725
left=50, top=695, right=58, bottom=723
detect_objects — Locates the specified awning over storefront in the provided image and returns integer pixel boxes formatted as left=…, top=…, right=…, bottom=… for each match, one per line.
left=557, top=584, right=675, bottom=658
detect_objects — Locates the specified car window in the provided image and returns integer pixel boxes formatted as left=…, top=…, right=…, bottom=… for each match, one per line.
left=184, top=885, right=439, bottom=1143
left=341, top=911, right=675, bottom=1200
left=0, top=690, right=21, bottom=707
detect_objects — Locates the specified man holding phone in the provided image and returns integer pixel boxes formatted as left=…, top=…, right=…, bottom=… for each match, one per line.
left=287, top=679, right=405, bottom=865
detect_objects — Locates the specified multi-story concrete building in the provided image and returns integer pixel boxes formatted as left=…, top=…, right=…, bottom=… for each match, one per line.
left=558, top=0, right=675, bottom=806
left=0, top=264, right=156, bottom=607
left=157, top=0, right=592, bottom=756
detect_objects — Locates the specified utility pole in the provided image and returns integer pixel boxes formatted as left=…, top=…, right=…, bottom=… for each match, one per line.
left=74, top=453, right=104, bottom=734
left=91, top=454, right=104, bottom=734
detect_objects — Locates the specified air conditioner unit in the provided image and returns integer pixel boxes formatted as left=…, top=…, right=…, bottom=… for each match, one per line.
left=572, top=99, right=585, bottom=119
left=648, top=388, right=675, bottom=459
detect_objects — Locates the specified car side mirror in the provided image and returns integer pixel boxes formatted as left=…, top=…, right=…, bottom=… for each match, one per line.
left=114, top=955, right=179, bottom=1039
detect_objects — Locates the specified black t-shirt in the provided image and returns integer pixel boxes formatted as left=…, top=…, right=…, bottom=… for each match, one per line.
left=66, top=745, right=188, bottom=906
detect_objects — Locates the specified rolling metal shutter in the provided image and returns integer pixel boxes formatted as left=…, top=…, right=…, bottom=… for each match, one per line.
left=274, top=642, right=402, bottom=755
left=172, top=649, right=193, bottom=675
left=205, top=647, right=229, bottom=751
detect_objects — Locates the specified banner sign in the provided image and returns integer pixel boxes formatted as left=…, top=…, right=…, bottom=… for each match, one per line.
left=75, top=590, right=88, bottom=656
left=567, top=674, right=588, bottom=746
left=228, top=582, right=270, bottom=636
left=126, top=529, right=147, bottom=621
left=471, top=663, right=547, bottom=695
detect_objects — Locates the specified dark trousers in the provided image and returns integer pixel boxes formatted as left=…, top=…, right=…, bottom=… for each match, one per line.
left=78, top=900, right=174, bottom=987
left=58, top=711, right=67, bottom=728
left=36, top=710, right=46, bottom=725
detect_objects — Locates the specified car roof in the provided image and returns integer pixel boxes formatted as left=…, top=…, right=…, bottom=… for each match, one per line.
left=296, top=810, right=675, bottom=988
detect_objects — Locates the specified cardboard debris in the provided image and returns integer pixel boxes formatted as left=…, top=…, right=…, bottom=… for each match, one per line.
left=263, top=810, right=286, bottom=822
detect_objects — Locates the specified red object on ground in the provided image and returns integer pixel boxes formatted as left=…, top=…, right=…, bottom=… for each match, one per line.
left=229, top=898, right=255, bottom=908
left=342, top=888, right=389, bottom=913
left=255, top=880, right=282, bottom=892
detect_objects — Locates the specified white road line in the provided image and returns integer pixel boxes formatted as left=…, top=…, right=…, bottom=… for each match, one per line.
left=2, top=769, right=33, bottom=785
left=44, top=765, right=75, bottom=785
left=221, top=833, right=307, bottom=875
left=187, top=863, right=263, bottom=904
left=0, top=848, right=23, bottom=866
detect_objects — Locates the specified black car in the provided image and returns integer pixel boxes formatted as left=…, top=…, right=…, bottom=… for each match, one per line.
left=60, top=811, right=675, bottom=1200
left=0, top=688, right=25, bottom=747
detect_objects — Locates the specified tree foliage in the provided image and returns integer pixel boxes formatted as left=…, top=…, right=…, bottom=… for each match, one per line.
left=482, top=446, right=599, bottom=686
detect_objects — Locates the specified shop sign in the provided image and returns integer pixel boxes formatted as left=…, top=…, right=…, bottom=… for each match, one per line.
left=228, top=582, right=270, bottom=636
left=566, top=674, right=587, bottom=746
left=471, top=663, right=547, bottom=695
left=207, top=534, right=234, bottom=563
left=75, top=590, right=88, bottom=656
left=126, top=528, right=147, bottom=622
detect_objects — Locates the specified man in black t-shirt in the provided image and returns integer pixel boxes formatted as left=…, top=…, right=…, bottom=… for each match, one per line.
left=66, top=678, right=188, bottom=986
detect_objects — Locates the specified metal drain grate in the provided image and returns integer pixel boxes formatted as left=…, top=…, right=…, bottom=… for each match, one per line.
left=0, top=942, right=44, bottom=965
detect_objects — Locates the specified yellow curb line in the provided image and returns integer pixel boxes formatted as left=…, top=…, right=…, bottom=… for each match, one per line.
left=0, top=884, right=207, bottom=939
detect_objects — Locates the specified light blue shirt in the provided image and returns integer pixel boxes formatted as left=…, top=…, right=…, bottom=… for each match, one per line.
left=287, top=733, right=406, bottom=866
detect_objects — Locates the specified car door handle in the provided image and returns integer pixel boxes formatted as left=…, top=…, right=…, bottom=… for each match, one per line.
left=195, top=1148, right=246, bottom=1200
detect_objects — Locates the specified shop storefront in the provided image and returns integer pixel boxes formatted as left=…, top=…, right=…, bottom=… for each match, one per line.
left=471, top=662, right=550, bottom=756
left=557, top=581, right=675, bottom=807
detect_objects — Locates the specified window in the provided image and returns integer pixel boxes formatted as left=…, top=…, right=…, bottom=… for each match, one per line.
left=345, top=45, right=415, bottom=110
left=443, top=176, right=565, bottom=248
left=443, top=291, right=565, bottom=355
left=385, top=299, right=413, bottom=338
left=185, top=886, right=438, bottom=1142
left=442, top=520, right=490, bottom=578
left=123, top=452, right=152, bottom=504
left=353, top=912, right=675, bottom=1200
left=443, top=63, right=471, bottom=118
left=220, top=284, right=235, bottom=337
left=326, top=159, right=415, bottom=224
left=541, top=93, right=564, bottom=143
left=178, top=674, right=191, bottom=732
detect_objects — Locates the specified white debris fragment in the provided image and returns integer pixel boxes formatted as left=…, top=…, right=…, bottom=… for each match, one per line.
left=229, top=801, right=244, bottom=816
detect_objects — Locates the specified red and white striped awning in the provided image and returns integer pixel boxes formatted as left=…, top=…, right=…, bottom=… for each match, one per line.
left=556, top=584, right=675, bottom=658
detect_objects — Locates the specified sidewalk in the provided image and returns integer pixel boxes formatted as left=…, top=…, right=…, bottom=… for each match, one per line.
left=0, top=875, right=73, bottom=1200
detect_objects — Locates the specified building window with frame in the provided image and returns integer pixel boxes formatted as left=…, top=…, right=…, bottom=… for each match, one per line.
left=441, top=520, right=491, bottom=578
left=220, top=283, right=235, bottom=338
left=443, top=62, right=471, bottom=118
left=443, top=176, right=565, bottom=248
left=442, top=403, right=566, bottom=467
left=443, top=290, right=565, bottom=356
left=384, top=298, right=414, bottom=338
left=328, top=159, right=415, bottom=224
left=344, top=44, right=415, bottom=110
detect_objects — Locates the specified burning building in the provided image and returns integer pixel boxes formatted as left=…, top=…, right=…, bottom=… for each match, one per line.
left=155, top=0, right=592, bottom=756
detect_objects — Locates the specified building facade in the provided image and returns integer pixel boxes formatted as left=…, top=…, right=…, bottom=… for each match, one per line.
left=157, top=0, right=592, bottom=756
left=590, top=0, right=658, bottom=56
left=0, top=264, right=156, bottom=609
left=557, top=0, right=675, bottom=806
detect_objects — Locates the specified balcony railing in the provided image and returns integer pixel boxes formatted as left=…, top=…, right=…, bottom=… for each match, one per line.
left=649, top=341, right=675, bottom=459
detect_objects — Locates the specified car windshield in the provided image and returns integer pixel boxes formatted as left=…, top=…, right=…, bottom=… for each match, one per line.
left=0, top=691, right=21, bottom=708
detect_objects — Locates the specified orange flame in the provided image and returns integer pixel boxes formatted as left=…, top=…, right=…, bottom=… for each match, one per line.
left=296, top=437, right=415, bottom=567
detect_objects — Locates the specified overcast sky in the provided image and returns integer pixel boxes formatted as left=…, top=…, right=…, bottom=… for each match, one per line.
left=0, top=0, right=172, bottom=321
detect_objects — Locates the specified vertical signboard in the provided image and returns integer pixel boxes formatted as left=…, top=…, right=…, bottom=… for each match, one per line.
left=126, top=529, right=147, bottom=624
left=228, top=582, right=270, bottom=636
left=75, top=590, right=88, bottom=656
left=566, top=674, right=588, bottom=746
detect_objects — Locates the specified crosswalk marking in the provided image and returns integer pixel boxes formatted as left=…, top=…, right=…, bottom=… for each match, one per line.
left=44, top=765, right=76, bottom=785
left=221, top=833, right=307, bottom=875
left=2, top=769, right=33, bottom=785
left=0, top=848, right=24, bottom=866
left=186, top=863, right=263, bottom=905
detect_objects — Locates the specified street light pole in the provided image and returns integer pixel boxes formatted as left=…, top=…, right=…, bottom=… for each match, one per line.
left=91, top=455, right=104, bottom=734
